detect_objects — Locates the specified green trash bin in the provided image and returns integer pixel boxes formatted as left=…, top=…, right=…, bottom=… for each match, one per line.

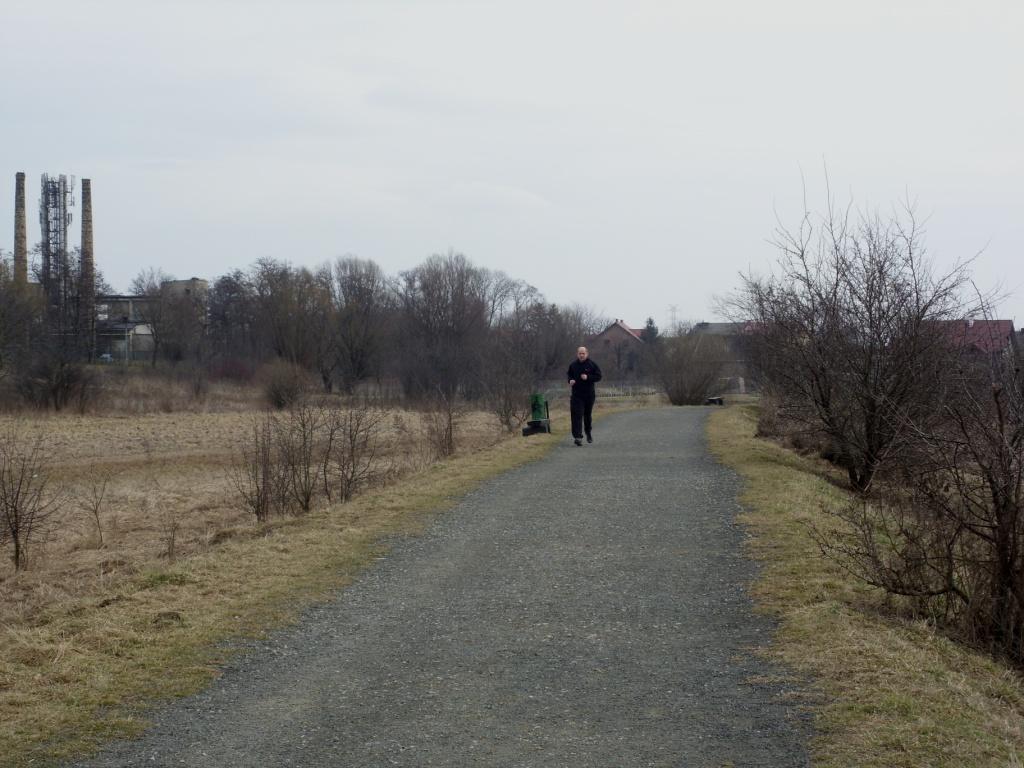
left=530, top=393, right=547, bottom=422
left=522, top=393, right=551, bottom=436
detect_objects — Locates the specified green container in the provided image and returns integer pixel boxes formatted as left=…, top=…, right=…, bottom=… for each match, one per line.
left=530, top=393, right=547, bottom=422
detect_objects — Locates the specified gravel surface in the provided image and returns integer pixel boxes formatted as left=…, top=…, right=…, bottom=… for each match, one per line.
left=72, top=407, right=810, bottom=767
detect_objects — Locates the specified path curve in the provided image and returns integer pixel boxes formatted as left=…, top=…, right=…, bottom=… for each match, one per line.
left=73, top=407, right=810, bottom=767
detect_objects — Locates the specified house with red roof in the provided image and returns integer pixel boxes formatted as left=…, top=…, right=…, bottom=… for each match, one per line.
left=940, top=318, right=1018, bottom=364
left=588, top=319, right=645, bottom=378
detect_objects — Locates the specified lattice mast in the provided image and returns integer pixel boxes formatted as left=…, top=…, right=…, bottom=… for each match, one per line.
left=39, top=173, right=75, bottom=311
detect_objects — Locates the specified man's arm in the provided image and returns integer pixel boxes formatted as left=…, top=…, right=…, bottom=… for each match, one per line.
left=590, top=361, right=602, bottom=383
left=567, top=362, right=576, bottom=387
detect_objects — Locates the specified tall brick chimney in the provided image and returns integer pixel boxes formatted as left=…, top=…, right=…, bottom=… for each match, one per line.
left=80, top=178, right=95, bottom=355
left=14, top=172, right=27, bottom=284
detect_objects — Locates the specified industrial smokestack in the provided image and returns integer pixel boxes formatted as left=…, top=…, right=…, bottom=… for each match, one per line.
left=80, top=179, right=94, bottom=294
left=80, top=178, right=96, bottom=356
left=14, top=172, right=27, bottom=284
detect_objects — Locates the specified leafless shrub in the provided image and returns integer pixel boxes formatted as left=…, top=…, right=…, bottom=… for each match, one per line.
left=490, top=391, right=531, bottom=433
left=657, top=333, right=727, bottom=405
left=816, top=332, right=1024, bottom=662
left=79, top=470, right=112, bottom=548
left=277, top=403, right=324, bottom=513
left=153, top=497, right=183, bottom=562
left=232, top=415, right=288, bottom=522
left=16, top=357, right=98, bottom=412
left=424, top=389, right=462, bottom=458
left=0, top=424, right=63, bottom=571
left=262, top=360, right=306, bottom=410
left=323, top=404, right=386, bottom=502
left=728, top=190, right=972, bottom=491
left=233, top=403, right=344, bottom=519
left=482, top=364, right=532, bottom=433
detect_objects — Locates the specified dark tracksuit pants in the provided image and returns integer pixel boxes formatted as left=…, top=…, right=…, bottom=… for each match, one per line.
left=570, top=391, right=596, bottom=439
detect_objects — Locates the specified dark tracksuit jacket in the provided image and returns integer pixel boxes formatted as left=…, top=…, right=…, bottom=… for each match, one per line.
left=567, top=358, right=602, bottom=438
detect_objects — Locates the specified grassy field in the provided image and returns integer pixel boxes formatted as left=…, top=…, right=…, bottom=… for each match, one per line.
left=0, top=408, right=505, bottom=627
left=0, top=394, right=647, bottom=766
left=708, top=401, right=1024, bottom=767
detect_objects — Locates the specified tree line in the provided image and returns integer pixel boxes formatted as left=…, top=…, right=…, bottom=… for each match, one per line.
left=1, top=250, right=615, bottom=416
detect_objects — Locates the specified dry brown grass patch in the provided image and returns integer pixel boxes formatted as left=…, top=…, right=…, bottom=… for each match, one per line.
left=709, top=401, right=1024, bottom=767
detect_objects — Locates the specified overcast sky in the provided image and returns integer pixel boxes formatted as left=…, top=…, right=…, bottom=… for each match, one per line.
left=2, top=0, right=1022, bottom=329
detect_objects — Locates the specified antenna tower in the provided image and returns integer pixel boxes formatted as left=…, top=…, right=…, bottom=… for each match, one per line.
left=39, top=173, right=75, bottom=311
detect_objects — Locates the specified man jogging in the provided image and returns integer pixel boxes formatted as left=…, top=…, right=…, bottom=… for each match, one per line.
left=567, top=346, right=602, bottom=446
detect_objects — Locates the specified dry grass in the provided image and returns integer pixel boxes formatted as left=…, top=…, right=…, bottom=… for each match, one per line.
left=708, top=401, right=1024, bottom=767
left=0, top=408, right=504, bottom=624
left=0, top=393, right=639, bottom=766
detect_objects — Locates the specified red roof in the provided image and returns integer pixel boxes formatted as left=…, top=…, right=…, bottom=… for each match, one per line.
left=613, top=320, right=643, bottom=340
left=591, top=320, right=645, bottom=343
left=944, top=319, right=1016, bottom=354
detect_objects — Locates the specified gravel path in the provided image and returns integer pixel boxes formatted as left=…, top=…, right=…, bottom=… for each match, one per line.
left=73, top=407, right=810, bottom=767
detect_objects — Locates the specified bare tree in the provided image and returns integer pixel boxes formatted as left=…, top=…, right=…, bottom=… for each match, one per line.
left=131, top=267, right=174, bottom=366
left=397, top=252, right=491, bottom=399
left=730, top=193, right=971, bottom=491
left=0, top=424, right=63, bottom=570
left=207, top=269, right=260, bottom=365
left=482, top=280, right=547, bottom=431
left=332, top=257, right=393, bottom=393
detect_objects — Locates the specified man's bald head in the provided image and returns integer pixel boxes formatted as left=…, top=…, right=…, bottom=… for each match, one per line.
left=577, top=346, right=588, bottom=361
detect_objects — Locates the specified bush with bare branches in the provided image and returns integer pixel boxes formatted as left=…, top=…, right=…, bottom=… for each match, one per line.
left=262, top=361, right=307, bottom=410
left=0, top=424, right=63, bottom=571
left=233, top=401, right=391, bottom=520
left=656, top=332, right=727, bottom=405
left=483, top=368, right=532, bottom=433
left=79, top=470, right=112, bottom=548
left=276, top=403, right=324, bottom=513
left=730, top=194, right=971, bottom=491
left=232, top=415, right=290, bottom=522
left=424, top=389, right=462, bottom=458
left=323, top=404, right=386, bottom=502
left=817, top=338, right=1024, bottom=661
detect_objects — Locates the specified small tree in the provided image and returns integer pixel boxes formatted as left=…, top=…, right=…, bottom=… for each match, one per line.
left=0, top=424, right=62, bottom=570
left=79, top=470, right=112, bottom=548
left=277, top=403, right=324, bottom=513
left=323, top=404, right=385, bottom=502
left=730, top=192, right=970, bottom=491
left=130, top=267, right=174, bottom=367
left=232, top=415, right=289, bottom=522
